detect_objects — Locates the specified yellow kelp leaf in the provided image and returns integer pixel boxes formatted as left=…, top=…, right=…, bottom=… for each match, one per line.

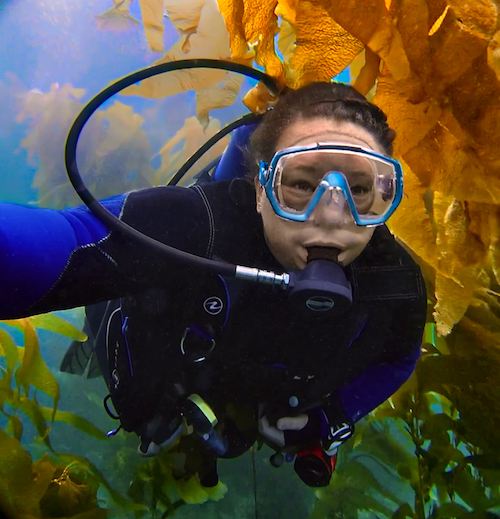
left=464, top=204, right=491, bottom=263
left=195, top=72, right=245, bottom=128
left=488, top=29, right=500, bottom=81
left=216, top=0, right=249, bottom=61
left=443, top=199, right=487, bottom=268
left=433, top=191, right=458, bottom=275
left=386, top=162, right=437, bottom=271
left=0, top=328, right=20, bottom=372
left=138, top=0, right=165, bottom=52
left=123, top=0, right=232, bottom=99
left=467, top=296, right=500, bottom=337
left=444, top=72, right=500, bottom=183
left=95, top=0, right=140, bottom=32
left=434, top=269, right=485, bottom=336
left=352, top=47, right=380, bottom=97
left=14, top=319, right=60, bottom=420
left=29, top=314, right=87, bottom=342
left=95, top=102, right=147, bottom=156
left=154, top=116, right=230, bottom=185
left=242, top=80, right=279, bottom=113
left=173, top=476, right=227, bottom=504
left=428, top=5, right=450, bottom=37
left=39, top=408, right=108, bottom=441
left=428, top=0, right=497, bottom=91
left=488, top=207, right=500, bottom=285
left=319, top=0, right=413, bottom=83
left=54, top=452, right=146, bottom=512
left=374, top=67, right=442, bottom=158
left=0, top=429, right=55, bottom=518
left=39, top=461, right=106, bottom=519
left=276, top=0, right=364, bottom=89
left=427, top=112, right=500, bottom=205
left=218, top=0, right=286, bottom=82
left=16, top=83, right=154, bottom=209
left=276, top=17, right=296, bottom=71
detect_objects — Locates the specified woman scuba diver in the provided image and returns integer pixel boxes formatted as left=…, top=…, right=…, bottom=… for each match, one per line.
left=0, top=64, right=426, bottom=488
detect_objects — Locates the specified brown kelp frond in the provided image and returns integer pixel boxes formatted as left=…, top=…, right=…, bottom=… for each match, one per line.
left=13, top=83, right=156, bottom=208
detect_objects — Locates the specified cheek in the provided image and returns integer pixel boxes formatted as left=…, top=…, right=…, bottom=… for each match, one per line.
left=342, top=228, right=375, bottom=264
left=260, top=202, right=305, bottom=268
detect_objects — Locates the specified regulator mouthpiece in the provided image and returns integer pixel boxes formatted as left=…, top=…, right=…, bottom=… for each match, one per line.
left=288, top=250, right=352, bottom=314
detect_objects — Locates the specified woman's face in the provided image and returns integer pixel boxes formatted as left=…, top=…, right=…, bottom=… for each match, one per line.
left=255, top=118, right=386, bottom=270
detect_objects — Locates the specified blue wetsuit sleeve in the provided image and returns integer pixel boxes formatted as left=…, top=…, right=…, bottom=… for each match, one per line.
left=337, top=343, right=421, bottom=423
left=0, top=186, right=211, bottom=319
left=0, top=196, right=125, bottom=319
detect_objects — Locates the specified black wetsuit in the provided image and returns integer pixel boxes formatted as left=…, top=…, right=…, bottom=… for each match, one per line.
left=0, top=177, right=427, bottom=448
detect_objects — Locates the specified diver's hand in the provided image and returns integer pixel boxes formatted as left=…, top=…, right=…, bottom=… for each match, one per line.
left=258, top=408, right=322, bottom=447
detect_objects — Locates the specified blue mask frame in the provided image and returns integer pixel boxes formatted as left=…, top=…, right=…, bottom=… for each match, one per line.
left=258, top=143, right=404, bottom=226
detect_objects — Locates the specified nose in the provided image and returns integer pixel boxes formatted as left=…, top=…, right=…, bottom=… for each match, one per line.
left=311, top=187, right=353, bottom=227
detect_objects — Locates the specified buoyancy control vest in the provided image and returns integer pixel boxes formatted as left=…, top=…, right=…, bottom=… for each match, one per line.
left=98, top=178, right=427, bottom=439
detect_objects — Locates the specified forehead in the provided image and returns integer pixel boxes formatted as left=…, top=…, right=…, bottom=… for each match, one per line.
left=275, top=118, right=384, bottom=154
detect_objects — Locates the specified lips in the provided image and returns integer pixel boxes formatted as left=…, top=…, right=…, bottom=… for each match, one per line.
left=306, top=246, right=342, bottom=263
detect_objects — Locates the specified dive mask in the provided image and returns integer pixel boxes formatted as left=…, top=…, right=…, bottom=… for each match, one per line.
left=259, top=143, right=403, bottom=226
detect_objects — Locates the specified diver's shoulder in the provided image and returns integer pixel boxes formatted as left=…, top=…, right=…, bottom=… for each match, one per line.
left=194, top=178, right=256, bottom=207
left=120, top=185, right=211, bottom=222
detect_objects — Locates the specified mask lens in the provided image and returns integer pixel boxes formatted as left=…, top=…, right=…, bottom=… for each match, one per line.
left=272, top=149, right=397, bottom=221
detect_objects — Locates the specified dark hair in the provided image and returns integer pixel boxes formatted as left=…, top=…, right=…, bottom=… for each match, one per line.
left=248, top=82, right=396, bottom=178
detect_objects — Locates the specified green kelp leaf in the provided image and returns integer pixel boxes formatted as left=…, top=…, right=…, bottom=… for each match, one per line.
left=422, top=322, right=451, bottom=355
left=1, top=319, right=24, bottom=332
left=0, top=429, right=55, bottom=518
left=30, top=313, right=87, bottom=342
left=426, top=442, right=464, bottom=476
left=463, top=454, right=500, bottom=471
left=0, top=328, right=20, bottom=373
left=0, top=376, right=13, bottom=407
left=337, top=458, right=405, bottom=505
left=452, top=467, right=493, bottom=511
left=415, top=356, right=454, bottom=400
left=39, top=407, right=108, bottom=440
left=16, top=395, right=52, bottom=448
left=3, top=412, right=24, bottom=440
left=315, top=484, right=394, bottom=518
left=352, top=426, right=416, bottom=471
left=392, top=503, right=415, bottom=518
left=432, top=502, right=469, bottom=518
left=54, top=452, right=146, bottom=513
left=15, top=319, right=60, bottom=424
left=420, top=413, right=456, bottom=439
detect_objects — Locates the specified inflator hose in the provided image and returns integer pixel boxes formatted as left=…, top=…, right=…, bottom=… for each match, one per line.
left=65, top=59, right=282, bottom=277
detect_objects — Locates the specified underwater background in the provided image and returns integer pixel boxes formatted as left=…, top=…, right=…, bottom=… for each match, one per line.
left=0, top=0, right=499, bottom=517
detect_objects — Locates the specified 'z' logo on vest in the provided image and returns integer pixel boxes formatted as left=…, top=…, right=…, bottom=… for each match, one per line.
left=203, top=296, right=223, bottom=315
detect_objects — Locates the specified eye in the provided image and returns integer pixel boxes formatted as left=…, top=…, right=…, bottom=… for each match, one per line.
left=291, top=181, right=316, bottom=192
left=350, top=184, right=372, bottom=196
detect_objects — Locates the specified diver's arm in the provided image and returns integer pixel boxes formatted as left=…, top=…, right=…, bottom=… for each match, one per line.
left=0, top=186, right=211, bottom=319
left=0, top=196, right=128, bottom=319
left=335, top=342, right=421, bottom=423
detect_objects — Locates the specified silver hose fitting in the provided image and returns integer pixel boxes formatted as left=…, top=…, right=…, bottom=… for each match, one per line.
left=235, top=266, right=290, bottom=289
